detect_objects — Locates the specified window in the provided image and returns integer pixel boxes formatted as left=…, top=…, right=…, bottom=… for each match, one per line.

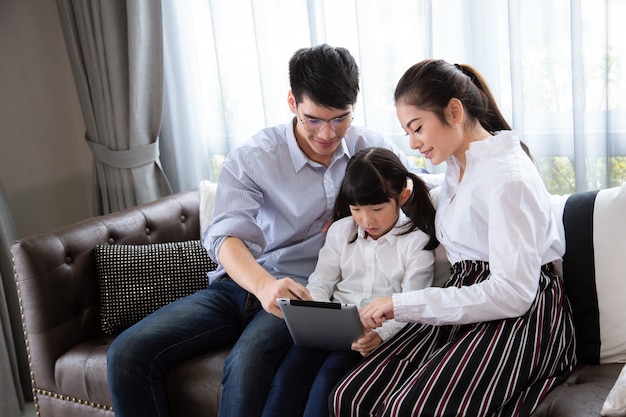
left=160, top=0, right=626, bottom=194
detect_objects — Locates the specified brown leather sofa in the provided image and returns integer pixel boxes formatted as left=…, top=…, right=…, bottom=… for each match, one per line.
left=11, top=188, right=624, bottom=417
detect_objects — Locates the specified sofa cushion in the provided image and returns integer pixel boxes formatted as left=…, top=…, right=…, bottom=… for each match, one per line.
left=562, top=183, right=626, bottom=364
left=530, top=363, right=624, bottom=417
left=95, top=240, right=216, bottom=334
left=54, top=334, right=115, bottom=406
left=165, top=346, right=231, bottom=417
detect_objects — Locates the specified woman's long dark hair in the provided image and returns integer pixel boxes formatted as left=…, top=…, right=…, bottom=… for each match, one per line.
left=333, top=147, right=438, bottom=250
left=394, top=59, right=532, bottom=159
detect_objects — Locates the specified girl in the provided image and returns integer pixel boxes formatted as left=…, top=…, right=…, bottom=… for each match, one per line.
left=262, top=147, right=438, bottom=417
left=331, top=60, right=577, bottom=417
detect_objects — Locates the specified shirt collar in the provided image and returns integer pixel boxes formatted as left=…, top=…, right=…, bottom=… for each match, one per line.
left=356, top=211, right=410, bottom=243
left=444, top=130, right=520, bottom=177
left=466, top=130, right=519, bottom=160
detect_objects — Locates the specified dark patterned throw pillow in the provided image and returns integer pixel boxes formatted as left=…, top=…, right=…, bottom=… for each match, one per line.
left=95, top=240, right=217, bottom=334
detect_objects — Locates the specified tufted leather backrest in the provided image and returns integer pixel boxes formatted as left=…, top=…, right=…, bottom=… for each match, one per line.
left=11, top=190, right=201, bottom=395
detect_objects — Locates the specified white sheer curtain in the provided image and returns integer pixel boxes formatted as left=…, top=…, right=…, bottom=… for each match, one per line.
left=160, top=0, right=626, bottom=194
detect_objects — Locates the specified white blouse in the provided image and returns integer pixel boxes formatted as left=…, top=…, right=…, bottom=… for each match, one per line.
left=394, top=131, right=565, bottom=326
left=307, top=212, right=435, bottom=341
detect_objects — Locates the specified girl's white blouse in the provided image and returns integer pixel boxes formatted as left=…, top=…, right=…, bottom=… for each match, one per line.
left=307, top=212, right=435, bottom=341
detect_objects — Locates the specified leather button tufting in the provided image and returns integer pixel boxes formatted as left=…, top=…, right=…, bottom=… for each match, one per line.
left=145, top=228, right=151, bottom=235
left=180, top=214, right=187, bottom=222
left=64, top=256, right=72, bottom=264
left=108, top=238, right=114, bottom=244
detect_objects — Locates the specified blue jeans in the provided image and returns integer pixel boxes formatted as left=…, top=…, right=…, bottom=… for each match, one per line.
left=107, top=277, right=293, bottom=417
left=262, top=346, right=362, bottom=417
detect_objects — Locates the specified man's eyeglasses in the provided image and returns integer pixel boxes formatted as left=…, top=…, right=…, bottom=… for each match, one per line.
left=298, top=114, right=353, bottom=133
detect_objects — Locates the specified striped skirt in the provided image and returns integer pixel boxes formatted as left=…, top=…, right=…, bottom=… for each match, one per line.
left=331, top=261, right=576, bottom=417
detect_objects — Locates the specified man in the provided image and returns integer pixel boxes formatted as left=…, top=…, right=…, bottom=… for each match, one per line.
left=107, top=43, right=428, bottom=417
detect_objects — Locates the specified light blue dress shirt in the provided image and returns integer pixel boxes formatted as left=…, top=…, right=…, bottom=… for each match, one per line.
left=204, top=119, right=419, bottom=285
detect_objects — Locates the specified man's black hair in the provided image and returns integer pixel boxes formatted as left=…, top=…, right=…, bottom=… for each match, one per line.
left=289, top=44, right=360, bottom=110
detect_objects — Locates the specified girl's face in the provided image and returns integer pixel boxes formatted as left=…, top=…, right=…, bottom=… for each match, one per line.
left=396, top=101, right=463, bottom=165
left=349, top=199, right=400, bottom=240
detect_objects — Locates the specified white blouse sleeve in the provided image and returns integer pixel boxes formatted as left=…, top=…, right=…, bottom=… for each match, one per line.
left=394, top=179, right=549, bottom=325
left=306, top=221, right=345, bottom=302
left=376, top=230, right=434, bottom=341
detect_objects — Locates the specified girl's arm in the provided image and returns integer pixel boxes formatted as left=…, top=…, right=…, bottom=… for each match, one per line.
left=401, top=231, right=436, bottom=292
left=362, top=230, right=435, bottom=335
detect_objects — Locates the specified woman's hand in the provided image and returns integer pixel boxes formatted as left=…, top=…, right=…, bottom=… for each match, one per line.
left=351, top=329, right=382, bottom=356
left=359, top=296, right=395, bottom=329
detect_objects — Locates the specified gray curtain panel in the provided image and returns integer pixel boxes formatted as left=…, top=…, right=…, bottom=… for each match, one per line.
left=56, top=0, right=172, bottom=214
left=0, top=182, right=27, bottom=416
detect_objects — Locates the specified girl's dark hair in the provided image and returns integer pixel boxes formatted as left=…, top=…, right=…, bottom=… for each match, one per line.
left=394, top=59, right=532, bottom=158
left=333, top=147, right=438, bottom=250
left=289, top=44, right=360, bottom=109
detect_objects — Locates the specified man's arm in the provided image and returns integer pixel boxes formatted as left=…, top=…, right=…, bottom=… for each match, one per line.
left=217, top=236, right=312, bottom=317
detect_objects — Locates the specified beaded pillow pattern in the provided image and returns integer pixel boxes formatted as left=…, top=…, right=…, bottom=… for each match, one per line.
left=95, top=240, right=217, bottom=334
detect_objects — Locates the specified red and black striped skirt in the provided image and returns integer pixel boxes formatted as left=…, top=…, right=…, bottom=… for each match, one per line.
left=331, top=260, right=576, bottom=417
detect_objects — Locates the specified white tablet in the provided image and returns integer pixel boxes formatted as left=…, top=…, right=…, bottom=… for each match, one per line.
left=277, top=298, right=364, bottom=351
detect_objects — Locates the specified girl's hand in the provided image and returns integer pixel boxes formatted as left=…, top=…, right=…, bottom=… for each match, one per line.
left=351, top=329, right=382, bottom=356
left=359, top=296, right=395, bottom=329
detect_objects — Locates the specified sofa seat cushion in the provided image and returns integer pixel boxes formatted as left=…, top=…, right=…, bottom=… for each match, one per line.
left=530, top=363, right=624, bottom=416
left=54, top=336, right=230, bottom=415
left=166, top=346, right=230, bottom=417
left=54, top=335, right=116, bottom=407
left=602, top=363, right=626, bottom=416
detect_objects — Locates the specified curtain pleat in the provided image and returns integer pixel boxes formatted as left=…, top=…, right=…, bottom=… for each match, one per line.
left=0, top=182, right=28, bottom=416
left=56, top=0, right=171, bottom=215
left=571, top=0, right=588, bottom=190
left=0, top=282, right=23, bottom=417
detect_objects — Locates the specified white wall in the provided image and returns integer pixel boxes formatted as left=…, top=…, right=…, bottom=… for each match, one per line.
left=0, top=0, right=93, bottom=238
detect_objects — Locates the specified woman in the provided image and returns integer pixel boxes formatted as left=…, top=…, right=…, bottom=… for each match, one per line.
left=331, top=59, right=577, bottom=417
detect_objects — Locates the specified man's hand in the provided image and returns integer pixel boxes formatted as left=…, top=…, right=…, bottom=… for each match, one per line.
left=322, top=216, right=334, bottom=232
left=218, top=237, right=312, bottom=317
left=359, top=296, right=395, bottom=329
left=351, top=329, right=382, bottom=356
left=256, top=277, right=312, bottom=317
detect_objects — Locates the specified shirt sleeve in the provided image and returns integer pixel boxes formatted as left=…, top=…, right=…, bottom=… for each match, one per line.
left=401, top=231, right=435, bottom=292
left=394, top=179, right=548, bottom=325
left=374, top=320, right=407, bottom=342
left=204, top=149, right=266, bottom=262
left=306, top=221, right=345, bottom=301
left=376, top=231, right=434, bottom=341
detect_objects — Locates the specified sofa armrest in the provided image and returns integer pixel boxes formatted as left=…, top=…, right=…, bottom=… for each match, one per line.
left=11, top=190, right=201, bottom=394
